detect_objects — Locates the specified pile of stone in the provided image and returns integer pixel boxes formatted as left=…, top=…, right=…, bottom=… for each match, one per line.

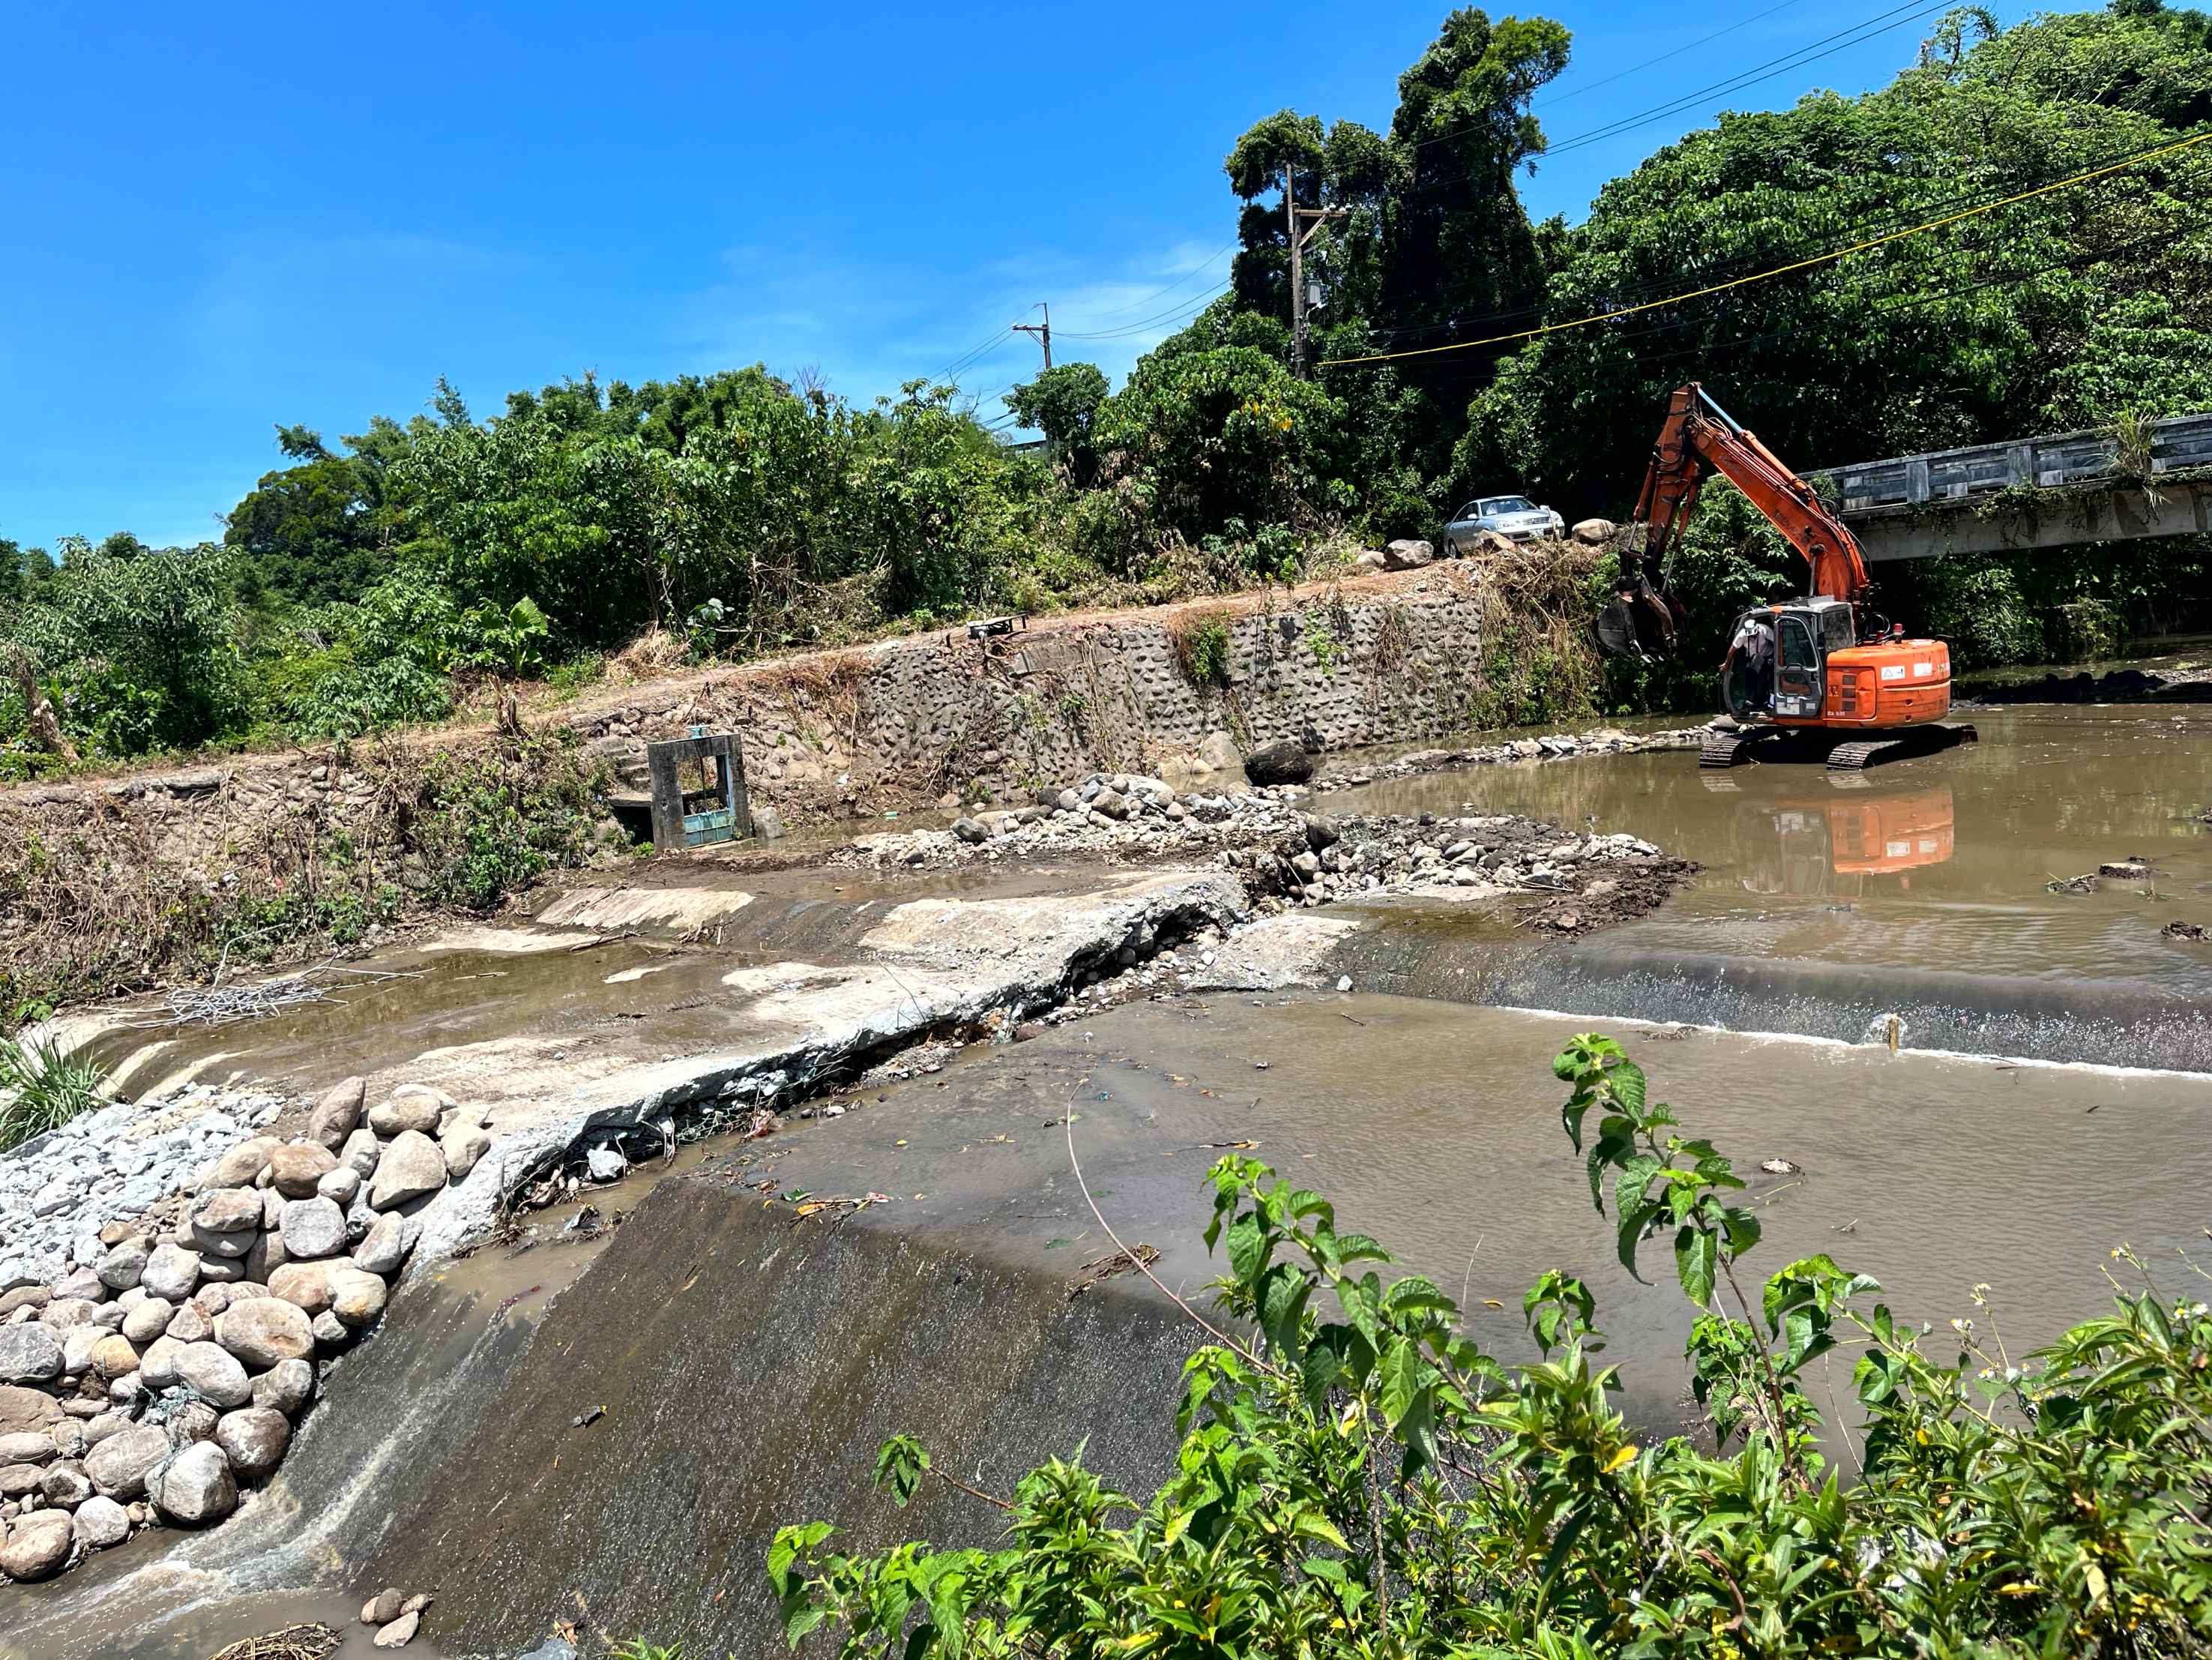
left=361, top=1584, right=434, bottom=1649
left=0, top=1076, right=495, bottom=1583
left=1310, top=724, right=1717, bottom=795
left=844, top=771, right=1318, bottom=872
left=1, top=1081, right=287, bottom=1292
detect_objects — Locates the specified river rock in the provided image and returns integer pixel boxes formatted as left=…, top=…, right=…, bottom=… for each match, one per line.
left=85, top=1424, right=168, bottom=1499
left=352, top=1213, right=413, bottom=1276
left=1195, top=731, right=1244, bottom=775
left=266, top=1262, right=334, bottom=1317
left=121, top=1299, right=173, bottom=1345
left=0, top=1287, right=49, bottom=1317
left=441, top=1124, right=491, bottom=1180
left=1570, top=517, right=1617, bottom=546
left=374, top=1610, right=421, bottom=1648
left=1244, top=740, right=1313, bottom=787
left=318, top=1165, right=363, bottom=1206
left=312, top=1310, right=350, bottom=1348
left=326, top=1267, right=389, bottom=1329
left=364, top=1587, right=406, bottom=1623
left=261, top=1188, right=287, bottom=1228
left=52, top=1269, right=105, bottom=1302
left=80, top=1413, right=130, bottom=1447
left=137, top=1335, right=184, bottom=1389
left=280, top=1197, right=348, bottom=1260
left=90, top=1333, right=139, bottom=1380
left=340, top=1128, right=382, bottom=1181
left=251, top=1358, right=315, bottom=1416
left=140, top=1243, right=202, bottom=1303
left=0, top=1461, right=43, bottom=1497
left=42, top=1459, right=92, bottom=1506
left=0, top=1431, right=54, bottom=1464
left=173, top=1341, right=252, bottom=1408
left=367, top=1093, right=440, bottom=1138
left=189, top=1190, right=262, bottom=1257
left=309, top=1076, right=367, bottom=1151
left=42, top=1297, right=97, bottom=1331
left=1384, top=538, right=1432, bottom=570
left=215, top=1406, right=290, bottom=1479
left=73, top=1495, right=130, bottom=1550
left=367, top=1132, right=446, bottom=1210
left=0, top=1323, right=64, bottom=1385
left=150, top=1440, right=236, bottom=1526
left=0, top=1509, right=73, bottom=1581
left=0, top=1386, right=63, bottom=1438
left=269, top=1142, right=340, bottom=1200
left=244, top=1228, right=292, bottom=1282
left=204, top=1136, right=280, bottom=1191
left=95, top=1240, right=148, bottom=1291
left=166, top=1302, right=212, bottom=1344
left=215, top=1298, right=315, bottom=1368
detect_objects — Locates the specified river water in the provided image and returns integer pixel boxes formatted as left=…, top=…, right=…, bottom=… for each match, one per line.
left=1326, top=703, right=2212, bottom=1067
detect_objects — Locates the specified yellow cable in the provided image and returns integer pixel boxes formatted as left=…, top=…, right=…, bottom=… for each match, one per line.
left=1318, top=128, right=2211, bottom=367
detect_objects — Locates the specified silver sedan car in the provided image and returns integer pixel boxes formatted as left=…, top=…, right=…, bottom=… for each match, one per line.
left=1442, top=493, right=1565, bottom=553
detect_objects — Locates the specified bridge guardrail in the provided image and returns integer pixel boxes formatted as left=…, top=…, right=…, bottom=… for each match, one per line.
left=1830, top=412, right=2212, bottom=515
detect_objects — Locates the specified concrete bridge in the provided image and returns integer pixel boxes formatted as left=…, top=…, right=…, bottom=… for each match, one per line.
left=1824, top=412, right=2212, bottom=561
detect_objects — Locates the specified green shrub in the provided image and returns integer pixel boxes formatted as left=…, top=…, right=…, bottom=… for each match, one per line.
left=0, top=1037, right=107, bottom=1151
left=411, top=734, right=610, bottom=912
left=1170, top=612, right=1234, bottom=688
left=767, top=1035, right=2212, bottom=1659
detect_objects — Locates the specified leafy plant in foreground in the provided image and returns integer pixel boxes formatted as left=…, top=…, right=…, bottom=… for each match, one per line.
left=762, top=1035, right=2212, bottom=1658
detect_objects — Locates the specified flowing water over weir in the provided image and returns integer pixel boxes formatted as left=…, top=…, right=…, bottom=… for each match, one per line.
left=16, top=999, right=2210, bottom=1660
left=11, top=698, right=2212, bottom=1656
left=1325, top=703, right=2212, bottom=1068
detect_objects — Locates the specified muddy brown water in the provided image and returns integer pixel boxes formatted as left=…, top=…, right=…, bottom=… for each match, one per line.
left=1325, top=703, right=2212, bottom=1067
left=20, top=996, right=2209, bottom=1660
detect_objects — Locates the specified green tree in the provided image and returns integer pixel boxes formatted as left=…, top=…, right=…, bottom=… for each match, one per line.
left=1006, top=362, right=1110, bottom=485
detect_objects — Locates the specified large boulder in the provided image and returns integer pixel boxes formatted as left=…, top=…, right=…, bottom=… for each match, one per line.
left=1244, top=740, right=1314, bottom=787
left=1570, top=517, right=1617, bottom=547
left=215, top=1298, right=315, bottom=1368
left=0, top=1431, right=55, bottom=1464
left=340, top=1128, right=382, bottom=1181
left=0, top=1509, right=74, bottom=1581
left=95, top=1240, right=148, bottom=1292
left=204, top=1137, right=280, bottom=1191
left=367, top=1092, right=440, bottom=1138
left=440, top=1122, right=491, bottom=1181
left=1353, top=547, right=1388, bottom=573
left=279, top=1197, right=348, bottom=1260
left=352, top=1213, right=414, bottom=1277
left=85, top=1423, right=169, bottom=1499
left=139, top=1243, right=202, bottom=1303
left=150, top=1440, right=238, bottom=1526
left=1195, top=732, right=1244, bottom=776
left=172, top=1341, right=252, bottom=1409
left=367, top=1131, right=447, bottom=1210
left=189, top=1189, right=263, bottom=1258
left=326, top=1267, right=389, bottom=1329
left=307, top=1076, right=367, bottom=1151
left=0, top=1323, right=64, bottom=1385
left=214, top=1406, right=290, bottom=1479
left=269, top=1142, right=340, bottom=1200
left=251, top=1358, right=316, bottom=1416
left=266, top=1262, right=334, bottom=1317
left=0, top=1386, right=64, bottom=1438
left=122, top=1298, right=173, bottom=1344
left=73, top=1495, right=130, bottom=1551
left=1383, top=538, right=1433, bottom=571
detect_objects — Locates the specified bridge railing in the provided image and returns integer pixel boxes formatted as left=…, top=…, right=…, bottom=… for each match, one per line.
left=1830, top=412, right=2212, bottom=516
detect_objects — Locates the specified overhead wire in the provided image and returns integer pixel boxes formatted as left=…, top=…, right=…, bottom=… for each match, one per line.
left=1052, top=241, right=1241, bottom=328
left=1316, top=126, right=2212, bottom=367
left=1540, top=0, right=1814, bottom=107
left=1057, top=280, right=1234, bottom=340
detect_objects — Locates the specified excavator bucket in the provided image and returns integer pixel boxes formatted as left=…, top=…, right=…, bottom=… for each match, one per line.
left=1596, top=580, right=1685, bottom=662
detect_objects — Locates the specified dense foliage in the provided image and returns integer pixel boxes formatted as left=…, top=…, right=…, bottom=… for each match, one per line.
left=4, top=1, right=2208, bottom=773
left=763, top=1036, right=2212, bottom=1658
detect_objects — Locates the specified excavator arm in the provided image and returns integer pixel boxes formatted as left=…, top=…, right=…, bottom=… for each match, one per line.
left=1603, top=383, right=1871, bottom=661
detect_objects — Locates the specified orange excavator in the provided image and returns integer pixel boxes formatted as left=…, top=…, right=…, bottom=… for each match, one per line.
left=1598, top=383, right=1976, bottom=771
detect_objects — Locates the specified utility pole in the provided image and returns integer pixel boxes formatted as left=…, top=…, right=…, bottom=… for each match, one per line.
left=1285, top=168, right=1346, bottom=379
left=1013, top=303, right=1051, bottom=370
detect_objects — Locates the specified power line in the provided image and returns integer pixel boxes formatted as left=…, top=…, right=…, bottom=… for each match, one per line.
left=1053, top=241, right=1239, bottom=328
left=1057, top=281, right=1232, bottom=340
left=1341, top=125, right=2203, bottom=350
left=932, top=326, right=1016, bottom=385
left=1318, top=127, right=2212, bottom=367
left=1540, top=0, right=1813, bottom=108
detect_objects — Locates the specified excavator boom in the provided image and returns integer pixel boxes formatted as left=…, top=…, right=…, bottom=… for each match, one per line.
left=1597, top=383, right=1964, bottom=771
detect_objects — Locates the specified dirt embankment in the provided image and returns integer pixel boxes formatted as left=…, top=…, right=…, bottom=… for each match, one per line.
left=2, top=556, right=1611, bottom=1015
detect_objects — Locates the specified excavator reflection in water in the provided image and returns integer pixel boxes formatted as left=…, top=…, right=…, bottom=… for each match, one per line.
left=1699, top=772, right=1955, bottom=895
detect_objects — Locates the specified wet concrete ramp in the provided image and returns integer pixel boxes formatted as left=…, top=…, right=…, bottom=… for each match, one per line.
left=372, top=1179, right=1194, bottom=1657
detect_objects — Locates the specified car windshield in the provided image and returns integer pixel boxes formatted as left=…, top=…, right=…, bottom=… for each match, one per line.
left=1482, top=496, right=1536, bottom=514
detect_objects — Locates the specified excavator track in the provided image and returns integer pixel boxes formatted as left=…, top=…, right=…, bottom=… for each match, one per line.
left=1824, top=723, right=1977, bottom=771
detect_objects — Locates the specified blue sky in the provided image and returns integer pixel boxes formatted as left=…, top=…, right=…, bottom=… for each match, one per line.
left=1, top=0, right=1998, bottom=550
